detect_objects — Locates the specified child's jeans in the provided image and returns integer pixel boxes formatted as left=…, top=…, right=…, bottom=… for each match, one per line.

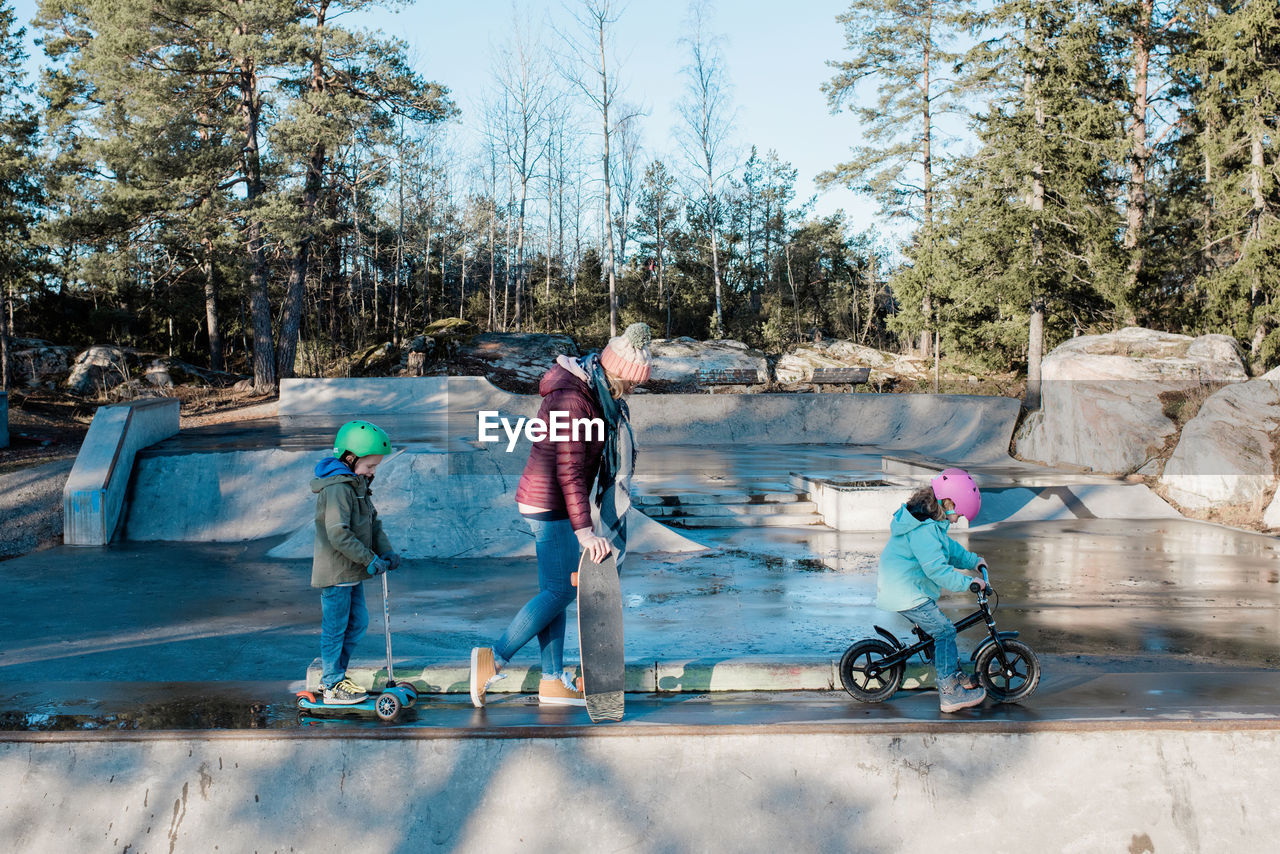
left=899, top=599, right=959, bottom=679
left=321, top=582, right=369, bottom=689
left=495, top=516, right=578, bottom=677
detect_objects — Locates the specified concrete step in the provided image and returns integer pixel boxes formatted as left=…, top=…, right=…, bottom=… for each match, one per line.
left=634, top=491, right=811, bottom=507
left=641, top=501, right=819, bottom=518
left=661, top=513, right=826, bottom=529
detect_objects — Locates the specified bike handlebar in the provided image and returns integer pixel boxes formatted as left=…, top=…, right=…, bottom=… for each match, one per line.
left=969, top=564, right=992, bottom=595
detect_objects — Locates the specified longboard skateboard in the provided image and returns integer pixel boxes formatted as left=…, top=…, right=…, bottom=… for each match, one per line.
left=574, top=551, right=624, bottom=722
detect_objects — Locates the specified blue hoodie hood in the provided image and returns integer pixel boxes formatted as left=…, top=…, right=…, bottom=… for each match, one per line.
left=888, top=503, right=947, bottom=536
left=314, top=456, right=354, bottom=478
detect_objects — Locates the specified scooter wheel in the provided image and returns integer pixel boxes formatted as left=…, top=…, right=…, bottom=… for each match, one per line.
left=375, top=692, right=402, bottom=721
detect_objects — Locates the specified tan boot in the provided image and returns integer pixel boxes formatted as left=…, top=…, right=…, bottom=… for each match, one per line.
left=538, top=671, right=586, bottom=707
left=469, top=647, right=503, bottom=708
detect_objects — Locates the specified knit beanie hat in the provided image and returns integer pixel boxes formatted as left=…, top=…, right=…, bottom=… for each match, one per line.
left=600, top=322, right=652, bottom=383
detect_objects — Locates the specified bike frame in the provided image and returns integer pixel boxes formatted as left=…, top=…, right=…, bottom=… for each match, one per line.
left=863, top=567, right=1021, bottom=682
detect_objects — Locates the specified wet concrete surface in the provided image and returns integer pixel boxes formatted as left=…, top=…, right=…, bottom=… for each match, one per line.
left=1, top=517, right=1278, bottom=730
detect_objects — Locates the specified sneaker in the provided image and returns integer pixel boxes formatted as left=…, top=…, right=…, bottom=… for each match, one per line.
left=539, top=670, right=586, bottom=707
left=938, top=673, right=985, bottom=713
left=954, top=669, right=980, bottom=690
left=323, top=678, right=368, bottom=705
left=469, top=647, right=505, bottom=708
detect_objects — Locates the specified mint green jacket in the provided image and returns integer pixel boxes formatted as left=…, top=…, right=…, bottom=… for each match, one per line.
left=310, top=472, right=393, bottom=589
left=875, top=504, right=982, bottom=612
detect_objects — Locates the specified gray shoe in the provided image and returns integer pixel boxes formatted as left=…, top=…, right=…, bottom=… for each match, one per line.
left=323, top=678, right=368, bottom=705
left=938, top=673, right=985, bottom=713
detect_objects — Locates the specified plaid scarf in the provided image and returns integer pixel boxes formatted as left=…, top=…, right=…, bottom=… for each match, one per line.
left=584, top=353, right=636, bottom=571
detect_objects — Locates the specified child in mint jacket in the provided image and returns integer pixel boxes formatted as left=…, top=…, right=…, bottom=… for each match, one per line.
left=876, top=468, right=988, bottom=713
left=311, top=420, right=401, bottom=705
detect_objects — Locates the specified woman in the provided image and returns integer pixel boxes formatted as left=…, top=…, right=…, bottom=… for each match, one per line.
left=470, top=323, right=651, bottom=707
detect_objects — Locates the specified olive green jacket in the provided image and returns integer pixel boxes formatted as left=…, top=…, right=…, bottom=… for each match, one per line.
left=310, top=473, right=393, bottom=588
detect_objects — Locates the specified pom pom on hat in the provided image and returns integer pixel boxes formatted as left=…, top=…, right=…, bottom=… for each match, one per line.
left=600, top=322, right=652, bottom=383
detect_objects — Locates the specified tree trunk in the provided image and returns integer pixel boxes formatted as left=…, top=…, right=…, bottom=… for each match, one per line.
left=708, top=173, right=724, bottom=338
left=513, top=172, right=528, bottom=331
left=1123, top=0, right=1152, bottom=321
left=239, top=54, right=275, bottom=392
left=1248, top=87, right=1268, bottom=358
left=599, top=21, right=618, bottom=337
left=488, top=197, right=497, bottom=331
left=276, top=3, right=330, bottom=380
left=918, top=1, right=934, bottom=359
left=0, top=284, right=10, bottom=391
left=1026, top=297, right=1045, bottom=410
left=201, top=238, right=225, bottom=372
left=785, top=243, right=800, bottom=345
left=1026, top=13, right=1046, bottom=412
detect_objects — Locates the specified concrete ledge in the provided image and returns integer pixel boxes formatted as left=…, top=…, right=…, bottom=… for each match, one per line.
left=279, top=377, right=449, bottom=416
left=62, top=398, right=179, bottom=545
left=312, top=657, right=936, bottom=694
left=8, top=728, right=1278, bottom=851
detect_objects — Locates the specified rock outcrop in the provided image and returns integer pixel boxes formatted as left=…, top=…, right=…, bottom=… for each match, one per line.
left=1160, top=367, right=1280, bottom=511
left=775, top=340, right=928, bottom=387
left=647, top=337, right=769, bottom=388
left=1015, top=328, right=1247, bottom=474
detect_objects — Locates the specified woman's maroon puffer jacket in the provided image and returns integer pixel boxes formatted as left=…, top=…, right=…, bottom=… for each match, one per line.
left=514, top=363, right=606, bottom=531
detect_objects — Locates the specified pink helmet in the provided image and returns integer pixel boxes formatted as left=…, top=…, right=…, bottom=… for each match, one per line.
left=931, top=468, right=981, bottom=522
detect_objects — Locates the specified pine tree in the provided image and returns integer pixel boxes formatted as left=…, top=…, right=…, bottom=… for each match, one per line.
left=930, top=0, right=1123, bottom=383
left=821, top=0, right=974, bottom=357
left=1189, top=0, right=1280, bottom=364
left=0, top=1, right=42, bottom=390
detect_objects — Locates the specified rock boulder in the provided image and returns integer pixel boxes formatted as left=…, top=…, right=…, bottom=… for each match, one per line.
left=1015, top=328, right=1247, bottom=474
left=10, top=339, right=77, bottom=389
left=775, top=340, right=927, bottom=387
left=65, top=346, right=131, bottom=396
left=1160, top=367, right=1280, bottom=511
left=648, top=337, right=768, bottom=387
left=454, top=332, right=579, bottom=393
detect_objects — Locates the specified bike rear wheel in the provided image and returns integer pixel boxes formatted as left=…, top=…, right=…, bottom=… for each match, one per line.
left=975, top=639, right=1040, bottom=703
left=839, top=639, right=904, bottom=703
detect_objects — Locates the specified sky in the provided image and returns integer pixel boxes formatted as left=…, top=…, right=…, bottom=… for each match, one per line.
left=8, top=0, right=897, bottom=237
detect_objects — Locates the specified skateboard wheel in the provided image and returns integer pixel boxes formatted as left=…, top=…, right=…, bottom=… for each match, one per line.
left=570, top=571, right=579, bottom=587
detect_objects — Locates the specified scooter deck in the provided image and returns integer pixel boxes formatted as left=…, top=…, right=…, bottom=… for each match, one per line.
left=295, top=685, right=416, bottom=721
left=575, top=551, right=624, bottom=722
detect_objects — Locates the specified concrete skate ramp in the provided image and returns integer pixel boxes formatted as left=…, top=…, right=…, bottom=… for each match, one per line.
left=278, top=377, right=1022, bottom=461
left=121, top=378, right=1024, bottom=551
left=124, top=447, right=702, bottom=557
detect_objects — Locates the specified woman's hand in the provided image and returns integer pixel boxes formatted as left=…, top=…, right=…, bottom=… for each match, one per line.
left=575, top=527, right=611, bottom=563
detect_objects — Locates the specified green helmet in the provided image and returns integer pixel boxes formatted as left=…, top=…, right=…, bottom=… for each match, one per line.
left=333, top=420, right=392, bottom=459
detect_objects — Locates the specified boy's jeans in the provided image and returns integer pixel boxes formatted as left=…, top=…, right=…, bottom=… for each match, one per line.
left=900, top=599, right=959, bottom=680
left=321, top=582, right=369, bottom=690
left=495, top=517, right=578, bottom=677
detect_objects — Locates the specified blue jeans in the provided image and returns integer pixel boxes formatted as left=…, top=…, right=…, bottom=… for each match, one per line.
left=495, top=517, right=578, bottom=677
left=320, top=583, right=369, bottom=689
left=900, top=599, right=959, bottom=681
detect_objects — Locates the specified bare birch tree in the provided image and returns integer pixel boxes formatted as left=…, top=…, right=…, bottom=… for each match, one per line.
left=676, top=0, right=736, bottom=338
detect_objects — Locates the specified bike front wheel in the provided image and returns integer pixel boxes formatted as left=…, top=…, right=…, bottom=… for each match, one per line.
left=975, top=639, right=1040, bottom=703
left=839, top=639, right=904, bottom=703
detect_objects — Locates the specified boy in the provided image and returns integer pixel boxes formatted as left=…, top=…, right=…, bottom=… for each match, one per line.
left=311, top=420, right=401, bottom=704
